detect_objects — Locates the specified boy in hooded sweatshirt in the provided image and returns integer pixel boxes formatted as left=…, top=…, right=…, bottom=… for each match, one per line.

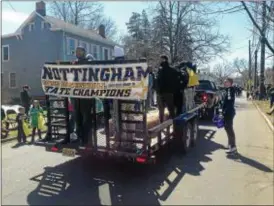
left=223, top=78, right=237, bottom=154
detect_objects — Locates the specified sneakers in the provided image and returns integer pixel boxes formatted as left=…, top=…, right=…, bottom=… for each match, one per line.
left=224, top=144, right=230, bottom=149
left=226, top=146, right=237, bottom=154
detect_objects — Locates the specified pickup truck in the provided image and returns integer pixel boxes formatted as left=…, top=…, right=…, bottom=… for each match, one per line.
left=194, top=80, right=223, bottom=119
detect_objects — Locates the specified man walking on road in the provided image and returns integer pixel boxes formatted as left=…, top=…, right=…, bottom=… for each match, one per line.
left=223, top=78, right=237, bottom=154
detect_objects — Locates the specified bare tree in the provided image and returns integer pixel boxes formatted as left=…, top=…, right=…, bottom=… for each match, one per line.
left=265, top=67, right=274, bottom=85
left=89, top=16, right=118, bottom=39
left=123, top=2, right=230, bottom=65
left=233, top=58, right=250, bottom=86
left=212, top=61, right=235, bottom=84
left=49, top=1, right=117, bottom=38
left=241, top=1, right=274, bottom=54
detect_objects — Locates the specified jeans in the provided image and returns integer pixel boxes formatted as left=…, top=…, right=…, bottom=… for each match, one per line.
left=224, top=115, right=236, bottom=148
left=74, top=99, right=93, bottom=144
left=270, top=96, right=274, bottom=108
left=31, top=127, right=42, bottom=142
left=17, top=126, right=26, bottom=143
left=157, top=93, right=176, bottom=123
left=23, top=104, right=30, bottom=116
left=174, top=91, right=184, bottom=116
left=69, top=111, right=75, bottom=133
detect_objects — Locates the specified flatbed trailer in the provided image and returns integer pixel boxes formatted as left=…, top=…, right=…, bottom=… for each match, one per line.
left=38, top=59, right=206, bottom=164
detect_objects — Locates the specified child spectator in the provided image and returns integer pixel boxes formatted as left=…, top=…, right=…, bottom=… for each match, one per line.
left=29, top=100, right=44, bottom=143
left=16, top=107, right=27, bottom=144
left=223, top=78, right=237, bottom=154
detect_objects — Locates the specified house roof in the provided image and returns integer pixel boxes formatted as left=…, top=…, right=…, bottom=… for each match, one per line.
left=3, top=11, right=116, bottom=46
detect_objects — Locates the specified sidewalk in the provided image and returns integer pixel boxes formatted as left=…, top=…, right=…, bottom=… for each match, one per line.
left=253, top=100, right=274, bottom=131
left=1, top=131, right=47, bottom=144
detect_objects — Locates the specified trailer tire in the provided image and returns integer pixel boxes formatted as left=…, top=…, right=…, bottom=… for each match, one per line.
left=182, top=122, right=192, bottom=154
left=191, top=118, right=199, bottom=147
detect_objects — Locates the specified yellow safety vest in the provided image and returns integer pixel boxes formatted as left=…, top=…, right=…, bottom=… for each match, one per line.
left=187, top=68, right=199, bottom=87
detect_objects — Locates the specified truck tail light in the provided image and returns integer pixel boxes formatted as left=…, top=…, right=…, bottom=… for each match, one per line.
left=202, top=93, right=208, bottom=102
left=51, top=146, right=58, bottom=152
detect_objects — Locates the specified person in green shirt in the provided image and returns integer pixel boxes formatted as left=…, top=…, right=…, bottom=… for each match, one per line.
left=29, top=100, right=44, bottom=143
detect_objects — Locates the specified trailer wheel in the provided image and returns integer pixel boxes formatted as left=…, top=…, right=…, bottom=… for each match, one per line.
left=191, top=118, right=199, bottom=147
left=182, top=122, right=192, bottom=154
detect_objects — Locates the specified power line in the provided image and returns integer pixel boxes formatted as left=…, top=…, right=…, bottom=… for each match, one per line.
left=6, top=0, right=17, bottom=12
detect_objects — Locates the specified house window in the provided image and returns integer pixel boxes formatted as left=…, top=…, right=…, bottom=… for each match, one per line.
left=91, top=45, right=99, bottom=60
left=9, top=73, right=16, bottom=88
left=67, top=37, right=77, bottom=55
left=103, top=48, right=109, bottom=60
left=2, top=45, right=9, bottom=62
left=110, top=49, right=114, bottom=59
left=79, top=41, right=89, bottom=53
left=41, top=21, right=46, bottom=29
left=28, top=23, right=35, bottom=31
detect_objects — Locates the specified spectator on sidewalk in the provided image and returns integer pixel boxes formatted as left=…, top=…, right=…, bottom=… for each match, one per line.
left=1, top=107, right=9, bottom=138
left=16, top=107, right=27, bottom=144
left=267, top=84, right=274, bottom=108
left=1, top=107, right=6, bottom=121
left=223, top=78, right=237, bottom=154
left=20, top=85, right=32, bottom=115
left=267, top=106, right=274, bottom=115
left=29, top=100, right=43, bottom=143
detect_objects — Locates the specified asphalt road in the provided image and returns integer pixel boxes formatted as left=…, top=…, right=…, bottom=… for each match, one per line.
left=1, top=96, right=273, bottom=205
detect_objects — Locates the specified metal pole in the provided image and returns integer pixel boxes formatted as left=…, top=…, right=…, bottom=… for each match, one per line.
left=259, top=1, right=266, bottom=99
left=249, top=40, right=252, bottom=81
left=254, top=50, right=258, bottom=87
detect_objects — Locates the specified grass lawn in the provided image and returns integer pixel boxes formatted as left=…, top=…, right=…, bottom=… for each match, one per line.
left=254, top=100, right=274, bottom=126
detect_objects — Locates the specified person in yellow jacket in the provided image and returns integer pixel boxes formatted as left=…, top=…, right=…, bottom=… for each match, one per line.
left=187, top=64, right=199, bottom=87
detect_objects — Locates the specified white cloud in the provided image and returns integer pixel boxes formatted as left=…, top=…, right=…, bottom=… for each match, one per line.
left=2, top=10, right=29, bottom=24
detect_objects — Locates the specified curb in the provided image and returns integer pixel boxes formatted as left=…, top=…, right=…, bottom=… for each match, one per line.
left=1, top=131, right=47, bottom=144
left=253, top=101, right=274, bottom=132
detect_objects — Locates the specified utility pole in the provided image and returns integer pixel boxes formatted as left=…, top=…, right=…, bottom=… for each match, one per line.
left=248, top=40, right=252, bottom=91
left=248, top=40, right=252, bottom=79
left=259, top=1, right=266, bottom=99
left=254, top=50, right=258, bottom=87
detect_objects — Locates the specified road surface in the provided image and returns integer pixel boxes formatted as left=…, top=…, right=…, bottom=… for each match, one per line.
left=1, top=96, right=273, bottom=205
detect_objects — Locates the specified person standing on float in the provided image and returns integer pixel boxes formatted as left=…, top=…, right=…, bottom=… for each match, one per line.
left=71, top=47, right=94, bottom=146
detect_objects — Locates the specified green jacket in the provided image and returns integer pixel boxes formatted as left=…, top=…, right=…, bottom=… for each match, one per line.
left=29, top=106, right=43, bottom=128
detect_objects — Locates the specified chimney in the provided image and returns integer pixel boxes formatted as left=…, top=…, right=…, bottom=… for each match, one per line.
left=36, top=1, right=46, bottom=16
left=98, top=24, right=106, bottom=38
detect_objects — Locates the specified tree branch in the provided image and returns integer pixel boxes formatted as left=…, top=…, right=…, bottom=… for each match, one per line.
left=241, top=1, right=274, bottom=54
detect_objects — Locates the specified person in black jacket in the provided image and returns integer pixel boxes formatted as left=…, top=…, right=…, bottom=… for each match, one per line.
left=72, top=47, right=94, bottom=146
left=16, top=107, right=27, bottom=144
left=148, top=66, right=156, bottom=107
left=20, top=85, right=32, bottom=115
left=156, top=55, right=177, bottom=122
left=173, top=62, right=190, bottom=115
left=223, top=78, right=237, bottom=154
left=1, top=107, right=5, bottom=121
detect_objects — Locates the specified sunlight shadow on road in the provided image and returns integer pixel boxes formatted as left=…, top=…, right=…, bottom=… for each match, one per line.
left=227, top=153, right=273, bottom=173
left=26, top=129, right=223, bottom=205
left=11, top=142, right=26, bottom=149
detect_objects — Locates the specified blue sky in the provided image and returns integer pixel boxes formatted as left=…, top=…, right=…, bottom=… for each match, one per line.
left=2, top=1, right=264, bottom=68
